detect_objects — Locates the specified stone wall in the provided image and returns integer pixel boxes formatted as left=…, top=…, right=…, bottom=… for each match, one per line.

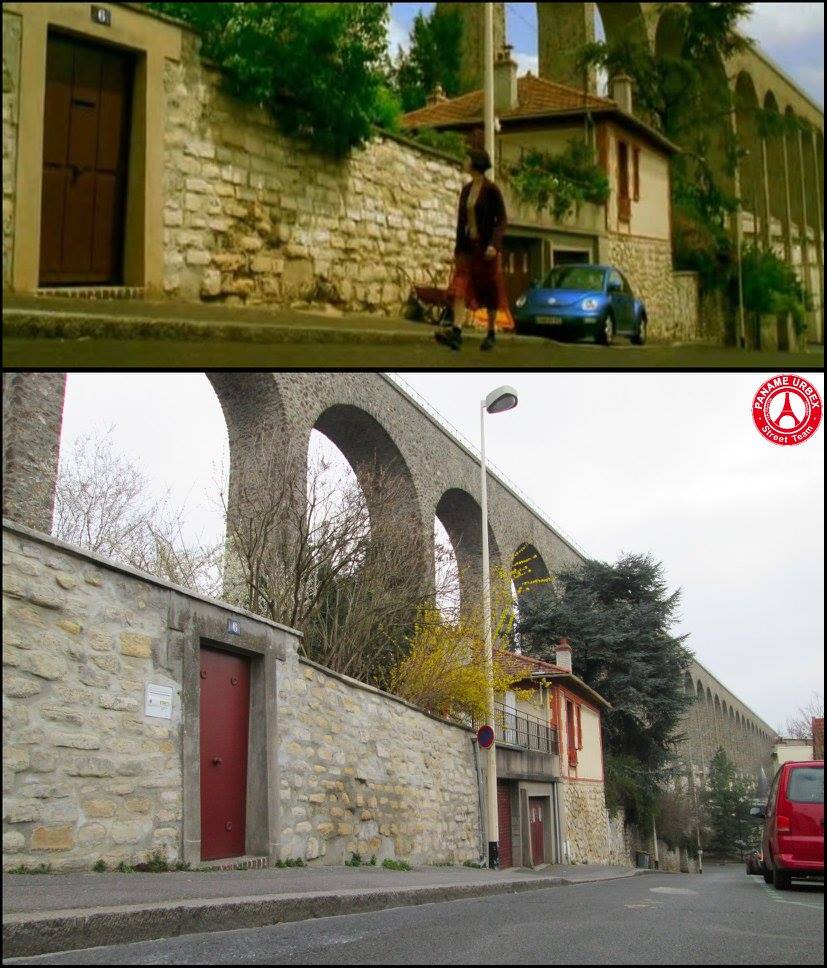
left=560, top=780, right=612, bottom=864
left=604, top=233, right=684, bottom=342
left=2, top=9, right=21, bottom=289
left=2, top=526, right=183, bottom=871
left=3, top=523, right=481, bottom=872
left=606, top=806, right=637, bottom=868
left=672, top=272, right=700, bottom=343
left=161, top=33, right=463, bottom=315
left=277, top=651, right=481, bottom=867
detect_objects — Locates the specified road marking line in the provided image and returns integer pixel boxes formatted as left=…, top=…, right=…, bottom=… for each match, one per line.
left=759, top=882, right=824, bottom=910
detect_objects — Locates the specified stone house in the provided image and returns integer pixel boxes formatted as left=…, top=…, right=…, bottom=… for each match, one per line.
left=401, top=50, right=703, bottom=341
left=495, top=639, right=613, bottom=867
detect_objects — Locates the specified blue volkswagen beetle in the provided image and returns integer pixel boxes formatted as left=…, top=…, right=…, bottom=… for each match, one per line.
left=514, top=265, right=647, bottom=345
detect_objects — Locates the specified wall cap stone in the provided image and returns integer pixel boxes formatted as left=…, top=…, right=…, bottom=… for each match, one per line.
left=116, top=2, right=198, bottom=34
left=298, top=656, right=475, bottom=735
left=373, top=128, right=465, bottom=170
left=2, top=519, right=302, bottom=639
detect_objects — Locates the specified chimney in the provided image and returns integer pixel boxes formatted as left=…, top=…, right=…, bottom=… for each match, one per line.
left=611, top=74, right=633, bottom=115
left=494, top=45, right=519, bottom=114
left=556, top=638, right=572, bottom=673
left=426, top=83, right=448, bottom=107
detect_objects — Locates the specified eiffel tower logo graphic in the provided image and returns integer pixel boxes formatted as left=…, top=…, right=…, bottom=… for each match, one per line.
left=775, top=391, right=801, bottom=431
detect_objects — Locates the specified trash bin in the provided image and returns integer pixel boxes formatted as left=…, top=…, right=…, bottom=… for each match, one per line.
left=635, top=851, right=650, bottom=869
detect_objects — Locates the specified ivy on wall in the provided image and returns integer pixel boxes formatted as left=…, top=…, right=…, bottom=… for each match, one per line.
left=505, top=139, right=611, bottom=223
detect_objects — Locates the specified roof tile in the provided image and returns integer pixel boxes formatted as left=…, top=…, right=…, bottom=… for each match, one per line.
left=402, top=74, right=611, bottom=129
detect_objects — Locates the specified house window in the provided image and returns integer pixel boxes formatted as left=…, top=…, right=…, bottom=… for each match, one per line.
left=576, top=704, right=583, bottom=750
left=618, top=140, right=631, bottom=223
left=566, top=699, right=577, bottom=767
left=633, top=147, right=640, bottom=201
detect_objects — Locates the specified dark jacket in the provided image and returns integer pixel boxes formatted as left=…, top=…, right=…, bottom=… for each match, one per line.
left=455, top=178, right=507, bottom=257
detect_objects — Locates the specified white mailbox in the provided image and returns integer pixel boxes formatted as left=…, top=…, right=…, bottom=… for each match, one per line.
left=144, top=683, right=174, bottom=720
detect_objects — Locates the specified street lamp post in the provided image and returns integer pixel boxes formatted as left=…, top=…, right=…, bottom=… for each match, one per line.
left=484, top=2, right=496, bottom=181
left=480, top=385, right=519, bottom=869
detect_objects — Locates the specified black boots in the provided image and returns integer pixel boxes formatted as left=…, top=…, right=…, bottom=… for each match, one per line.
left=435, top=326, right=463, bottom=351
left=435, top=328, right=496, bottom=351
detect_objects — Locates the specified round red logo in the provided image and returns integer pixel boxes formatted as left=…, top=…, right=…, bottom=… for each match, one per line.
left=752, top=375, right=822, bottom=446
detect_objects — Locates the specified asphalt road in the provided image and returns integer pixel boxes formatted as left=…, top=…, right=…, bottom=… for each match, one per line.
left=4, top=336, right=823, bottom=369
left=5, top=866, right=823, bottom=966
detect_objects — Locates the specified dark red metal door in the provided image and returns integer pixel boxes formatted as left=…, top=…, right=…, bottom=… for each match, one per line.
left=529, top=797, right=545, bottom=865
left=40, top=34, right=133, bottom=285
left=497, top=782, right=513, bottom=869
left=199, top=647, right=250, bottom=861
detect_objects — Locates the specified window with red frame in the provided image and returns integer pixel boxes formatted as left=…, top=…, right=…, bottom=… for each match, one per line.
left=566, top=700, right=577, bottom=767
left=618, top=140, right=631, bottom=223
left=576, top=704, right=583, bottom=750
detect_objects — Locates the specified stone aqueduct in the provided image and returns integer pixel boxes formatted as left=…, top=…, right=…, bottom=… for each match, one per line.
left=2, top=371, right=776, bottom=779
left=437, top=1, right=825, bottom=342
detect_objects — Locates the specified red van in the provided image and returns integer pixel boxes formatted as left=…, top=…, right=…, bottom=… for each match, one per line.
left=753, top=760, right=824, bottom=890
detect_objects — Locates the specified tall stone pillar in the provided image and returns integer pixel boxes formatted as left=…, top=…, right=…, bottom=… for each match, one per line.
left=537, top=2, right=597, bottom=94
left=810, top=129, right=824, bottom=344
left=796, top=130, right=814, bottom=342
left=2, top=373, right=67, bottom=533
left=781, top=133, right=795, bottom=264
left=760, top=138, right=772, bottom=252
left=435, top=3, right=506, bottom=95
left=780, top=132, right=798, bottom=348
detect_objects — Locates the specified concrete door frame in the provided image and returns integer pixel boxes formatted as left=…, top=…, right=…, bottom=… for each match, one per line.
left=168, top=592, right=287, bottom=867
left=5, top=2, right=182, bottom=295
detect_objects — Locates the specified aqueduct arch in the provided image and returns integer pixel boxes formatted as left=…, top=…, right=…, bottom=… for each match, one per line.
left=4, top=370, right=778, bottom=780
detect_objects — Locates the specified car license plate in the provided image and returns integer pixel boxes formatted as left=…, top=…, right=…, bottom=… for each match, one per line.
left=537, top=316, right=563, bottom=326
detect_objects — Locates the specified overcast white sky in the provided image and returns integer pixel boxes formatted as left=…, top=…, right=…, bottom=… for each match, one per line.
left=59, top=372, right=824, bottom=733
left=390, top=3, right=824, bottom=106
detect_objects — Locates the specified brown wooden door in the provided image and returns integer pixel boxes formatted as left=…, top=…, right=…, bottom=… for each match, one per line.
left=40, top=34, right=133, bottom=286
left=496, top=782, right=513, bottom=869
left=200, top=647, right=251, bottom=862
left=529, top=798, right=545, bottom=866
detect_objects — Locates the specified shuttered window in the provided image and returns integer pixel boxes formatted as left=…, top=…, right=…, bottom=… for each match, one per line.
left=633, top=147, right=640, bottom=201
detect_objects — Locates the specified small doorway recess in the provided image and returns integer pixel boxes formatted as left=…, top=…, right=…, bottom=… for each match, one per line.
left=529, top=797, right=545, bottom=865
left=39, top=33, right=133, bottom=286
left=553, top=249, right=591, bottom=268
left=497, top=781, right=514, bottom=869
left=199, top=646, right=251, bottom=861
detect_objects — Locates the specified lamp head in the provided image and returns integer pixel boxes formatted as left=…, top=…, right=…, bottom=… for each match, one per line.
left=484, top=385, right=519, bottom=414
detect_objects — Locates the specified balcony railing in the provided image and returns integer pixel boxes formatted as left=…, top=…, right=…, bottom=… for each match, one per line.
left=494, top=702, right=558, bottom=755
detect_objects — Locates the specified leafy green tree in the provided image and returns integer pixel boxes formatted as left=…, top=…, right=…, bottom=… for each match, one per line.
left=577, top=3, right=754, bottom=290
left=148, top=2, right=400, bottom=155
left=703, top=747, right=758, bottom=856
left=392, top=8, right=463, bottom=113
left=520, top=553, right=693, bottom=768
left=519, top=553, right=693, bottom=822
left=736, top=245, right=811, bottom=338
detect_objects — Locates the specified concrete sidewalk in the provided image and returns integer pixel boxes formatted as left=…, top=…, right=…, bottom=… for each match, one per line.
left=2, top=863, right=643, bottom=958
left=2, top=293, right=498, bottom=346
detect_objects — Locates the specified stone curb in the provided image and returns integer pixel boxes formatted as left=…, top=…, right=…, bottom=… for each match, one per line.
left=2, top=309, right=496, bottom=347
left=2, top=870, right=643, bottom=958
